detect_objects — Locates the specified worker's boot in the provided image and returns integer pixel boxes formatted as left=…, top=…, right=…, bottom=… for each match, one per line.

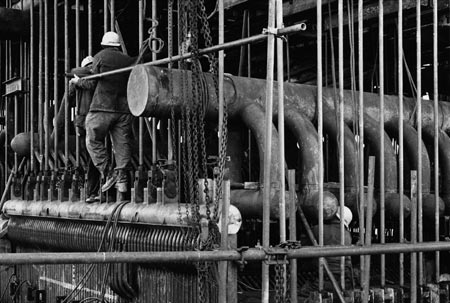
left=115, top=170, right=128, bottom=193
left=101, top=167, right=117, bottom=193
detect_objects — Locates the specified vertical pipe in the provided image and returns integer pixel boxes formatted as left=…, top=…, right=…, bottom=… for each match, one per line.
left=44, top=0, right=49, bottom=172
left=317, top=0, right=324, bottom=291
left=247, top=12, right=252, bottom=180
left=288, top=170, right=297, bottom=303
left=152, top=0, right=157, bottom=165
left=104, top=0, right=108, bottom=33
left=38, top=0, right=43, bottom=173
left=276, top=0, right=286, bottom=244
left=88, top=0, right=92, bottom=55
left=219, top=0, right=224, bottom=166
left=363, top=156, right=375, bottom=303
left=398, top=0, right=405, bottom=288
left=167, top=0, right=173, bottom=162
left=433, top=0, right=440, bottom=282
left=75, top=0, right=80, bottom=168
left=416, top=0, right=423, bottom=286
left=138, top=0, right=144, bottom=167
left=54, top=0, right=59, bottom=171
left=338, top=0, right=345, bottom=290
left=262, top=0, right=276, bottom=301
left=378, top=0, right=386, bottom=288
left=219, top=179, right=230, bottom=303
left=30, top=0, right=35, bottom=172
left=411, top=170, right=418, bottom=303
left=110, top=0, right=115, bottom=31
left=64, top=0, right=69, bottom=166
left=358, top=0, right=365, bottom=287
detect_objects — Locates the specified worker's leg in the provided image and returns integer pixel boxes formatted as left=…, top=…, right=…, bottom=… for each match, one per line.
left=108, top=113, right=133, bottom=192
left=85, top=112, right=112, bottom=175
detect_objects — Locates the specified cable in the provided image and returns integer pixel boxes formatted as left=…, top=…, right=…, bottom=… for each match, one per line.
left=0, top=274, right=16, bottom=302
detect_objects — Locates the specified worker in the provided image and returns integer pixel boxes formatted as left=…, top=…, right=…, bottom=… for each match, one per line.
left=68, top=55, right=100, bottom=203
left=301, top=206, right=354, bottom=299
left=79, top=31, right=135, bottom=195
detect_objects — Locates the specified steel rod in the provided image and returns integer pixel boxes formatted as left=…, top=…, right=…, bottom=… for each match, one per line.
left=363, top=156, right=375, bottom=303
left=398, top=0, right=405, bottom=288
left=110, top=0, right=115, bottom=31
left=88, top=0, right=92, bottom=55
left=416, top=0, right=424, bottom=286
left=104, top=0, right=108, bottom=33
left=38, top=0, right=43, bottom=173
left=338, top=0, right=346, bottom=289
left=219, top=179, right=230, bottom=303
left=30, top=0, right=35, bottom=172
left=262, top=0, right=276, bottom=301
left=75, top=0, right=80, bottom=168
left=433, top=0, right=440, bottom=282
left=288, top=170, right=297, bottom=303
left=411, top=170, right=418, bottom=303
left=151, top=0, right=157, bottom=165
left=317, top=0, right=324, bottom=291
left=80, top=23, right=307, bottom=81
left=44, top=0, right=49, bottom=173
left=379, top=0, right=386, bottom=287
left=64, top=0, right=69, bottom=167
left=358, top=0, right=365, bottom=288
left=138, top=0, right=143, bottom=167
left=0, top=241, right=449, bottom=265
left=53, top=0, right=58, bottom=171
left=276, top=0, right=286, bottom=244
left=167, top=0, right=173, bottom=162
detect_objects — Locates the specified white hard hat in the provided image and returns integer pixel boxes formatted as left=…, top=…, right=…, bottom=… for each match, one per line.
left=100, top=31, right=121, bottom=47
left=336, top=206, right=353, bottom=228
left=81, top=55, right=94, bottom=67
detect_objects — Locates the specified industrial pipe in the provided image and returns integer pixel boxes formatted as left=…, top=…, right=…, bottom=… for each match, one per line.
left=3, top=199, right=242, bottom=229
left=127, top=66, right=450, bottom=133
left=0, top=241, right=450, bottom=265
left=386, top=121, right=445, bottom=219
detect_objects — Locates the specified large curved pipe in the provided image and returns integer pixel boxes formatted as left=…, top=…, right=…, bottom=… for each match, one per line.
left=127, top=66, right=450, bottom=132
left=385, top=121, right=444, bottom=219
left=230, top=103, right=292, bottom=218
left=283, top=106, right=338, bottom=219
left=363, top=115, right=411, bottom=218
left=423, top=126, right=450, bottom=214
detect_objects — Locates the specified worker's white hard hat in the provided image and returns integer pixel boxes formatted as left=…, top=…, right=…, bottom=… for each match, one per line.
left=100, top=31, right=121, bottom=47
left=81, top=55, right=94, bottom=67
left=336, top=206, right=353, bottom=228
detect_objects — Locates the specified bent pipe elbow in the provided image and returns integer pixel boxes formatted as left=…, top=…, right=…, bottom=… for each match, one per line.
left=422, top=125, right=449, bottom=215
left=364, top=115, right=411, bottom=218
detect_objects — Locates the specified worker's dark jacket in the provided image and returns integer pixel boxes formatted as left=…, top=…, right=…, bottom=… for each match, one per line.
left=90, top=47, right=135, bottom=113
left=70, top=66, right=97, bottom=128
left=311, top=219, right=352, bottom=275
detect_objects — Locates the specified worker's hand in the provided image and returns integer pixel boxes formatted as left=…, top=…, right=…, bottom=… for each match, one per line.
left=69, top=74, right=80, bottom=85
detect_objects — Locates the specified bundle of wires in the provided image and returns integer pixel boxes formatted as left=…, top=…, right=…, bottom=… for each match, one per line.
left=62, top=201, right=131, bottom=303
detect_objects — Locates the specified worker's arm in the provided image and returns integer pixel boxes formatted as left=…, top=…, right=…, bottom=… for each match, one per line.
left=76, top=78, right=97, bottom=91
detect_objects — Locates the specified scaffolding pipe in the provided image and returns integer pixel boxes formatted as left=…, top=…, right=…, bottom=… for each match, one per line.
left=81, top=23, right=307, bottom=81
left=219, top=179, right=230, bottom=303
left=151, top=0, right=157, bottom=165
left=416, top=0, right=424, bottom=287
left=30, top=0, right=34, bottom=172
left=411, top=170, right=418, bottom=303
left=288, top=170, right=297, bottom=303
left=44, top=0, right=49, bottom=174
left=64, top=0, right=69, bottom=168
left=262, top=0, right=276, bottom=301
left=38, top=0, right=43, bottom=174
left=104, top=0, right=108, bottom=33
left=398, top=0, right=405, bottom=287
left=53, top=0, right=58, bottom=171
left=433, top=0, right=440, bottom=282
left=317, top=0, right=324, bottom=290
left=0, top=241, right=450, bottom=265
left=75, top=0, right=80, bottom=168
left=379, top=0, right=386, bottom=287
left=138, top=0, right=144, bottom=167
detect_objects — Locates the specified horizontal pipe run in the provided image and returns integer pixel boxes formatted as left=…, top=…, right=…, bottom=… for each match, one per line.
left=80, top=23, right=307, bottom=81
left=1, top=241, right=450, bottom=265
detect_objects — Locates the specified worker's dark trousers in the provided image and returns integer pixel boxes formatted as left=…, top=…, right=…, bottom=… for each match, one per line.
left=85, top=111, right=132, bottom=175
